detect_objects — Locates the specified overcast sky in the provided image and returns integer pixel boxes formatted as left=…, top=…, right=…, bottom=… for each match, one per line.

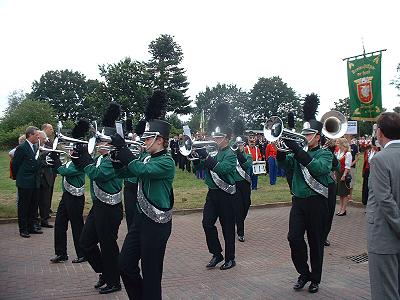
left=1, top=0, right=399, bottom=120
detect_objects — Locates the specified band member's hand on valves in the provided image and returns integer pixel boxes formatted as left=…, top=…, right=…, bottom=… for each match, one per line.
left=284, top=139, right=301, bottom=154
left=49, top=151, right=62, bottom=169
left=195, top=148, right=208, bottom=160
left=110, top=134, right=126, bottom=149
left=112, top=147, right=135, bottom=166
left=71, top=148, right=94, bottom=170
left=110, top=151, right=125, bottom=169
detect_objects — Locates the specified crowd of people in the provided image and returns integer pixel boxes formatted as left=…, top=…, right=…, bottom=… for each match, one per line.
left=8, top=90, right=400, bottom=299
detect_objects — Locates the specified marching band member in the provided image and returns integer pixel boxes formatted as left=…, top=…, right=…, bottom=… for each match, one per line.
left=277, top=94, right=333, bottom=293
left=245, top=132, right=262, bottom=190
left=49, top=120, right=89, bottom=263
left=194, top=103, right=238, bottom=270
left=73, top=103, right=124, bottom=294
left=111, top=90, right=175, bottom=300
left=231, top=119, right=252, bottom=242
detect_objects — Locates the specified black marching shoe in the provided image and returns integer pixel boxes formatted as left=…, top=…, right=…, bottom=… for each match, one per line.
left=50, top=254, right=68, bottom=263
left=293, top=277, right=310, bottom=290
left=20, top=231, right=30, bottom=238
left=29, top=228, right=43, bottom=234
left=72, top=257, right=87, bottom=263
left=94, top=274, right=106, bottom=289
left=220, top=260, right=236, bottom=270
left=206, top=254, right=224, bottom=268
left=324, top=240, right=331, bottom=246
left=99, top=284, right=121, bottom=294
left=308, top=282, right=319, bottom=293
left=41, top=221, right=54, bottom=228
left=238, top=235, right=245, bottom=242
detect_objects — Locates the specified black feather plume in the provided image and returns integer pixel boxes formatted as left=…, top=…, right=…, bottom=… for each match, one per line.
left=233, top=119, right=245, bottom=137
left=102, top=102, right=121, bottom=127
left=303, top=93, right=320, bottom=121
left=126, top=119, right=133, bottom=133
left=288, top=112, right=295, bottom=129
left=214, top=103, right=230, bottom=127
left=72, top=119, right=90, bottom=139
left=144, top=90, right=168, bottom=121
left=135, top=120, right=146, bottom=136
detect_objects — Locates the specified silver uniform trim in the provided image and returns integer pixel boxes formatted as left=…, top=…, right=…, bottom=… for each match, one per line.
left=236, top=160, right=251, bottom=183
left=300, top=164, right=328, bottom=198
left=210, top=170, right=236, bottom=194
left=137, top=183, right=172, bottom=224
left=93, top=181, right=122, bottom=205
left=63, top=178, right=85, bottom=196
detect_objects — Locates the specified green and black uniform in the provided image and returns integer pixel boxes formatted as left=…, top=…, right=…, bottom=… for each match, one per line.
left=53, top=161, right=86, bottom=259
left=278, top=145, right=333, bottom=284
left=232, top=146, right=253, bottom=238
left=80, top=154, right=123, bottom=288
left=118, top=149, right=175, bottom=300
left=194, top=146, right=238, bottom=262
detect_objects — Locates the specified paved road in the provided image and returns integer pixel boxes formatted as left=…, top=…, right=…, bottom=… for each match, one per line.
left=0, top=205, right=370, bottom=300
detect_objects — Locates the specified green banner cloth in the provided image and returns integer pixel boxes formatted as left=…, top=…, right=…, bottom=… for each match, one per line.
left=347, top=54, right=382, bottom=121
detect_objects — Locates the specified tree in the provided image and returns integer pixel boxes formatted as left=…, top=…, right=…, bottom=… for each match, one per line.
left=3, top=90, right=26, bottom=116
left=99, top=57, right=151, bottom=119
left=194, top=83, right=249, bottom=130
left=394, top=106, right=400, bottom=113
left=0, top=100, right=56, bottom=132
left=246, top=76, right=301, bottom=128
left=30, top=69, right=103, bottom=121
left=331, top=97, right=351, bottom=119
left=147, top=34, right=191, bottom=115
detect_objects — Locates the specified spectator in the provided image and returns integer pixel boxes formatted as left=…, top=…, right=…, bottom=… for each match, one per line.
left=35, top=131, right=54, bottom=228
left=169, top=135, right=180, bottom=166
left=367, top=112, right=400, bottom=300
left=335, top=138, right=352, bottom=216
left=361, top=140, right=380, bottom=205
left=346, top=135, right=360, bottom=201
left=12, top=126, right=43, bottom=238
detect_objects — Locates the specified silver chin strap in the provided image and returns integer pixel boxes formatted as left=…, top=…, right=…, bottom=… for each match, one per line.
left=145, top=135, right=158, bottom=151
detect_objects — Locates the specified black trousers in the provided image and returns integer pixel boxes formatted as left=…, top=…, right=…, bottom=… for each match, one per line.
left=234, top=180, right=251, bottom=237
left=288, top=196, right=328, bottom=284
left=202, top=189, right=236, bottom=261
left=119, top=213, right=172, bottom=300
left=39, top=184, right=53, bottom=222
left=80, top=199, right=123, bottom=286
left=17, top=187, right=39, bottom=233
left=124, top=182, right=138, bottom=231
left=362, top=170, right=370, bottom=205
left=54, top=192, right=85, bottom=258
left=324, top=182, right=337, bottom=241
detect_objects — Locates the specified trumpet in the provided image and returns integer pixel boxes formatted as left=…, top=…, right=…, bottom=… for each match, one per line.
left=179, top=134, right=218, bottom=160
left=264, top=116, right=308, bottom=152
left=35, top=140, right=72, bottom=165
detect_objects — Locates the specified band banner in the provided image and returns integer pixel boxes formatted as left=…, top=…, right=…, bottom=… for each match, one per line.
left=347, top=54, right=382, bottom=121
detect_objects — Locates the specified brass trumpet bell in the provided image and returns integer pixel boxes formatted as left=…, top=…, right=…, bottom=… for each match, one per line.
left=179, top=134, right=218, bottom=160
left=320, top=111, right=347, bottom=139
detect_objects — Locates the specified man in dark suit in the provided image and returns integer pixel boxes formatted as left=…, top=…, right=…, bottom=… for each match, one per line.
left=36, top=131, right=55, bottom=228
left=169, top=135, right=180, bottom=166
left=41, top=124, right=56, bottom=227
left=367, top=112, right=400, bottom=300
left=12, top=126, right=43, bottom=238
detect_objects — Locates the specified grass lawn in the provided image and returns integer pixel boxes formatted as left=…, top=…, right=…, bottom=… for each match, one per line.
left=0, top=151, right=363, bottom=218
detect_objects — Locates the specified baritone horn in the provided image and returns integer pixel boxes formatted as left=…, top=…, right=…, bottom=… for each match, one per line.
left=179, top=134, right=218, bottom=160
left=263, top=116, right=308, bottom=152
left=320, top=110, right=347, bottom=139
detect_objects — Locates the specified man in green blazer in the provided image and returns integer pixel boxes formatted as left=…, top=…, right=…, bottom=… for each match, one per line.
left=12, top=126, right=43, bottom=238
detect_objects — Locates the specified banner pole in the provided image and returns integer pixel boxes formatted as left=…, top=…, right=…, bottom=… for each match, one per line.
left=342, top=49, right=387, bottom=61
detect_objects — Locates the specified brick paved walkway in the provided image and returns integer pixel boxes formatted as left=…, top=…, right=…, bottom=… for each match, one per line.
left=0, top=205, right=370, bottom=300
